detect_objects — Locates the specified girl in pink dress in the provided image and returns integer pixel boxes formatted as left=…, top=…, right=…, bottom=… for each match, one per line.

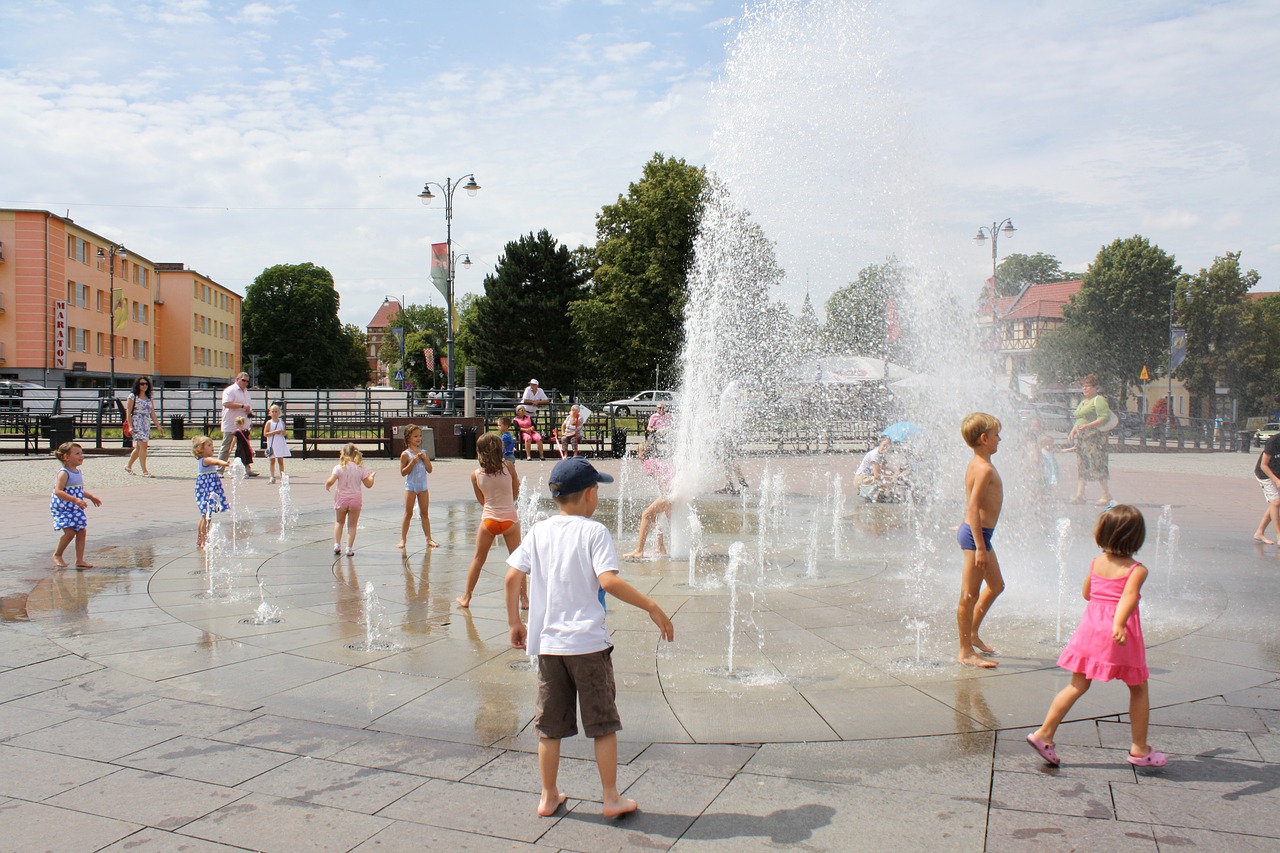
left=1027, top=504, right=1166, bottom=768
left=457, top=432, right=522, bottom=608
left=325, top=443, right=376, bottom=556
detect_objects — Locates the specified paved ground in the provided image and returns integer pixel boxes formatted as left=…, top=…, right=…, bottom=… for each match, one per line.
left=1, top=440, right=1278, bottom=852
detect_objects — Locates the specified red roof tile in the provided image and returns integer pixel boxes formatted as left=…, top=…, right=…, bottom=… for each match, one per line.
left=1000, top=280, right=1082, bottom=321
left=368, top=300, right=401, bottom=329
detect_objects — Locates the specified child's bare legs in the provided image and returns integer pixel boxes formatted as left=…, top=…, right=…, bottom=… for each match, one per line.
left=595, top=732, right=637, bottom=817
left=1030, top=671, right=1091, bottom=746
left=345, top=508, right=361, bottom=551
left=334, top=508, right=349, bottom=550
left=1255, top=500, right=1279, bottom=544
left=53, top=528, right=76, bottom=567
left=1127, top=680, right=1155, bottom=758
left=72, top=528, right=92, bottom=567
left=501, top=527, right=527, bottom=608
left=458, top=525, right=497, bottom=607
left=537, top=737, right=568, bottom=816
left=415, top=491, right=438, bottom=546
left=957, top=549, right=1003, bottom=667
left=197, top=516, right=209, bottom=551
left=624, top=497, right=670, bottom=559
left=398, top=491, right=438, bottom=548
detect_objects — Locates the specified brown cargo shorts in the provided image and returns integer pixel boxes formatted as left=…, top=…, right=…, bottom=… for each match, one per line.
left=534, top=647, right=621, bottom=739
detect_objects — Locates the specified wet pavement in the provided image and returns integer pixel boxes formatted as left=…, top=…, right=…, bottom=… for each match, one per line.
left=1, top=443, right=1278, bottom=851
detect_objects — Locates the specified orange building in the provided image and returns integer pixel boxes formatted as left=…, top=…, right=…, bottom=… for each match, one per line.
left=154, top=263, right=242, bottom=387
left=0, top=209, right=240, bottom=388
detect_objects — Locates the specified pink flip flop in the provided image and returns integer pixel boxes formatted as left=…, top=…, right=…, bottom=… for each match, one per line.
left=1026, top=734, right=1060, bottom=766
left=1126, top=750, right=1167, bottom=767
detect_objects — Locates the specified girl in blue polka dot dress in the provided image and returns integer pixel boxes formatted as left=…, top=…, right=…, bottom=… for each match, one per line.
left=51, top=442, right=102, bottom=569
left=192, top=435, right=231, bottom=550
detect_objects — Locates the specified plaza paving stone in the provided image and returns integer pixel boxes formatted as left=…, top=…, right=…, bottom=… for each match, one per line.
left=1, top=442, right=1279, bottom=850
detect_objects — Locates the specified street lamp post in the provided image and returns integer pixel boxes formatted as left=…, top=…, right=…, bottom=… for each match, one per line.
left=418, top=174, right=480, bottom=413
left=97, top=243, right=127, bottom=394
left=973, top=219, right=1016, bottom=376
left=1166, top=287, right=1192, bottom=436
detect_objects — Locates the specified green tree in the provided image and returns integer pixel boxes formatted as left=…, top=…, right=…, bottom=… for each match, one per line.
left=1233, top=296, right=1280, bottom=417
left=1177, top=252, right=1259, bottom=417
left=463, top=229, right=587, bottom=391
left=378, top=304, right=447, bottom=389
left=569, top=153, right=706, bottom=394
left=821, top=258, right=910, bottom=364
left=339, top=324, right=372, bottom=387
left=994, top=252, right=1079, bottom=296
left=1056, top=236, right=1181, bottom=397
left=242, top=262, right=350, bottom=387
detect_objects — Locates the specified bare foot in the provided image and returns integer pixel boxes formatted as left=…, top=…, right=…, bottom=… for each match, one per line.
left=74, top=562, right=94, bottom=569
left=538, top=791, right=567, bottom=817
left=622, top=550, right=645, bottom=559
left=427, top=539, right=440, bottom=548
left=656, top=549, right=669, bottom=557
left=455, top=595, right=471, bottom=608
left=395, top=540, right=406, bottom=549
left=1255, top=533, right=1276, bottom=545
left=603, top=796, right=638, bottom=818
left=52, top=554, right=68, bottom=568
left=958, top=654, right=999, bottom=668
left=973, top=638, right=998, bottom=655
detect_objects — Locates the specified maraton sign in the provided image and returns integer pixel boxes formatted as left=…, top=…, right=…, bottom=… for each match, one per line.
left=54, top=300, right=67, bottom=369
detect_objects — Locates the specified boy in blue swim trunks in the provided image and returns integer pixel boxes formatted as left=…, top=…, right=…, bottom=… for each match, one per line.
left=958, top=412, right=1004, bottom=668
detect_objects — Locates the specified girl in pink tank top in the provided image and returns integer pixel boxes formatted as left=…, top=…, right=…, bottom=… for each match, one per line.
left=1027, top=505, right=1166, bottom=769
left=457, top=433, right=523, bottom=608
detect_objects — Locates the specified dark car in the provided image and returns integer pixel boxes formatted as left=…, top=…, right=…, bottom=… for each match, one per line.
left=0, top=380, right=45, bottom=408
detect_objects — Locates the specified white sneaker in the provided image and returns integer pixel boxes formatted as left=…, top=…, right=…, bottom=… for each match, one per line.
left=345, top=547, right=355, bottom=556
left=333, top=543, right=341, bottom=554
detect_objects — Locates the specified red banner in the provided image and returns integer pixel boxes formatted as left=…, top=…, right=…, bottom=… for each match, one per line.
left=431, top=243, right=449, bottom=300
left=423, top=347, right=435, bottom=371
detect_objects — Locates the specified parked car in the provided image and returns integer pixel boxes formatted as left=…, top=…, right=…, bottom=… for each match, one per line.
left=1016, top=403, right=1072, bottom=434
left=0, top=380, right=45, bottom=408
left=1255, top=422, right=1280, bottom=448
left=601, top=390, right=678, bottom=417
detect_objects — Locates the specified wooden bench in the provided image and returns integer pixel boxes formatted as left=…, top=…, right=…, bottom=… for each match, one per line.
left=0, top=411, right=35, bottom=453
left=298, top=420, right=390, bottom=460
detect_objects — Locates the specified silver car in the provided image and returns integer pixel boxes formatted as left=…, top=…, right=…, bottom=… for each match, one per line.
left=601, top=390, right=677, bottom=417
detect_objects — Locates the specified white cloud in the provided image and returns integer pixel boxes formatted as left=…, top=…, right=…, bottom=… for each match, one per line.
left=230, top=2, right=293, bottom=26
left=2, top=0, right=1277, bottom=332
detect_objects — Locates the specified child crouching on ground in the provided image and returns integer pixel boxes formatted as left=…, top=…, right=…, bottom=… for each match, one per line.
left=505, top=457, right=674, bottom=818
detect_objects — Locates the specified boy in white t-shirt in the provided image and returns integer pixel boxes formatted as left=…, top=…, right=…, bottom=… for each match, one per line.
left=505, top=457, right=675, bottom=819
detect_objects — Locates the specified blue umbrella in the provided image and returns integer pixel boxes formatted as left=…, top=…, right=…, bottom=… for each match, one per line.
left=882, top=421, right=923, bottom=442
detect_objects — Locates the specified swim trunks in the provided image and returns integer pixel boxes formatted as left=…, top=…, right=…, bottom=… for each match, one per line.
left=957, top=522, right=994, bottom=551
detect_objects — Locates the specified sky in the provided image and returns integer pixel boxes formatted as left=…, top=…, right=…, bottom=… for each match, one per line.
left=2, top=0, right=1276, bottom=329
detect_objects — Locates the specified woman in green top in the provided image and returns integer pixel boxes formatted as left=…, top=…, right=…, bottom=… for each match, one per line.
left=1069, top=374, right=1113, bottom=505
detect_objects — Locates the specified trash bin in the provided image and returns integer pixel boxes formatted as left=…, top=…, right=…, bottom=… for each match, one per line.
left=292, top=416, right=308, bottom=458
left=459, top=425, right=478, bottom=459
left=170, top=415, right=185, bottom=441
left=46, top=415, right=74, bottom=451
left=612, top=428, right=628, bottom=458
left=1240, top=430, right=1255, bottom=453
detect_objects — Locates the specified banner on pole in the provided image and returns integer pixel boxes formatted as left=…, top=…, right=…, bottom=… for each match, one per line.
left=440, top=355, right=449, bottom=379
left=431, top=243, right=449, bottom=300
left=1170, top=327, right=1187, bottom=372
left=423, top=347, right=435, bottom=371
left=112, top=289, right=128, bottom=331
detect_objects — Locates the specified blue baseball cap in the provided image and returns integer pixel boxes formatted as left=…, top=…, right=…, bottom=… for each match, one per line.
left=548, top=457, right=614, bottom=497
